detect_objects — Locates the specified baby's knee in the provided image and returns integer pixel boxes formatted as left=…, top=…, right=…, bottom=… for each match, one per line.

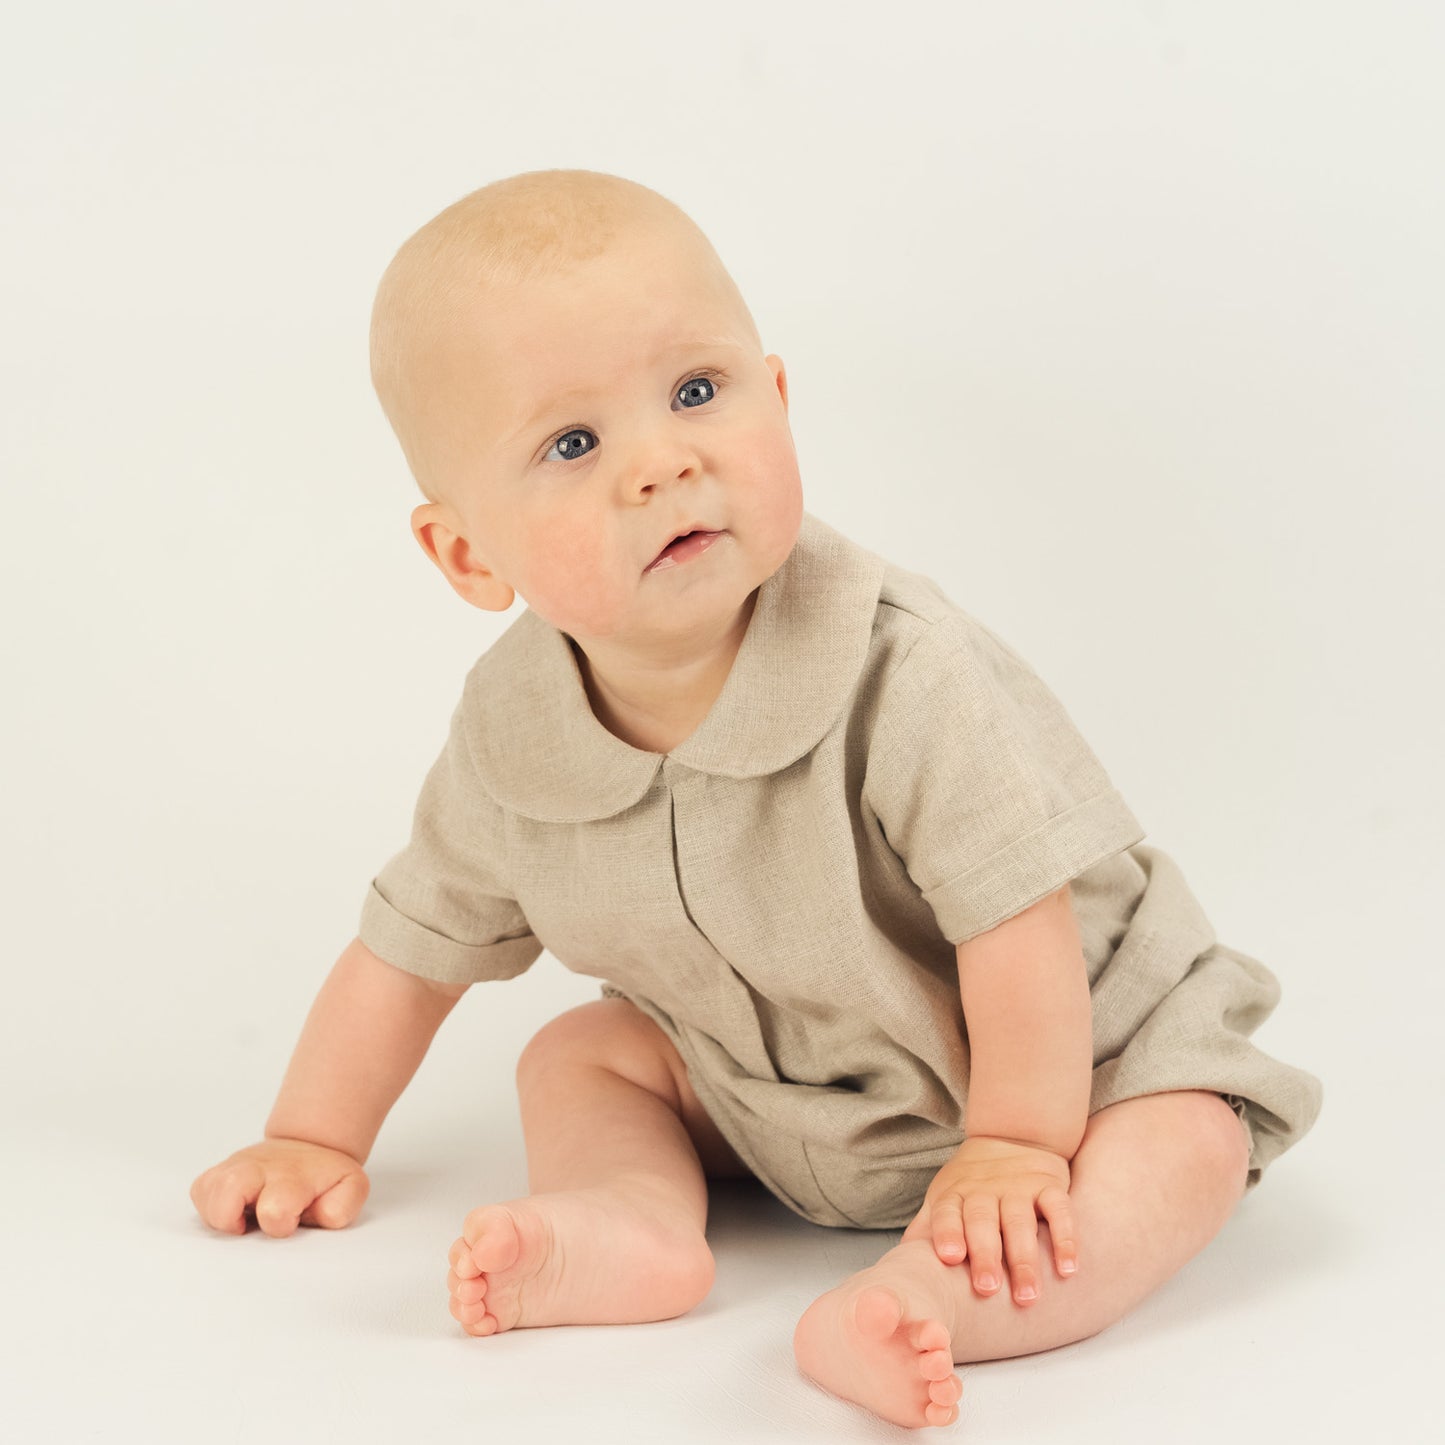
left=1193, top=1092, right=1251, bottom=1190
left=1170, top=1091, right=1251, bottom=1222
left=514, top=999, right=684, bottom=1103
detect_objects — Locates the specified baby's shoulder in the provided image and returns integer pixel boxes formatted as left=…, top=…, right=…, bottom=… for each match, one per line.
left=434, top=606, right=560, bottom=774
left=457, top=606, right=553, bottom=700
left=869, top=554, right=1000, bottom=679
left=876, top=555, right=960, bottom=630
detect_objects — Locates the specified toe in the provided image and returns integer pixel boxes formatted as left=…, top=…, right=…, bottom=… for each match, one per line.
left=919, top=1347, right=953, bottom=1382
left=924, top=1400, right=959, bottom=1427
left=454, top=1275, right=486, bottom=1305
left=466, top=1206, right=522, bottom=1274
left=910, top=1317, right=951, bottom=1354
left=446, top=1264, right=486, bottom=1301
left=851, top=1285, right=904, bottom=1341
left=459, top=1307, right=496, bottom=1336
left=928, top=1375, right=962, bottom=1406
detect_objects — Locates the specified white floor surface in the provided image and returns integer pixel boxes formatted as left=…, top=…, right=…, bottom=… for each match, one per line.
left=3, top=852, right=1433, bottom=1443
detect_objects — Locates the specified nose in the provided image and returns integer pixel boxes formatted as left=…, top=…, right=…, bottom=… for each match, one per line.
left=619, top=420, right=701, bottom=498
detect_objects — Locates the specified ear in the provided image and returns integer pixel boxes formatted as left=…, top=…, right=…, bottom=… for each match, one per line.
left=765, top=354, right=789, bottom=414
left=410, top=503, right=516, bottom=612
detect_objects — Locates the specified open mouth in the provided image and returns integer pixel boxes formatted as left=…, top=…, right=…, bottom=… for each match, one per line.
left=646, top=529, right=726, bottom=573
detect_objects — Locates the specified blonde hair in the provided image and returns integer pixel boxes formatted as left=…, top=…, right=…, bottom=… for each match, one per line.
left=369, top=170, right=758, bottom=502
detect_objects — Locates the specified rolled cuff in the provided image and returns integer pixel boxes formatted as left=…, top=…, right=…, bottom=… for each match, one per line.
left=924, top=789, right=1146, bottom=944
left=358, top=881, right=543, bottom=986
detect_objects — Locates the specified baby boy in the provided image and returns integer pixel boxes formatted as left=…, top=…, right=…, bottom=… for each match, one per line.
left=190, top=169, right=1322, bottom=1429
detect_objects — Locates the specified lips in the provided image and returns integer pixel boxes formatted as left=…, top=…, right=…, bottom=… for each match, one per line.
left=645, top=526, right=726, bottom=573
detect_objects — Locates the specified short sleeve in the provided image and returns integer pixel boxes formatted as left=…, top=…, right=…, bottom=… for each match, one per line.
left=863, top=612, right=1145, bottom=945
left=359, top=695, right=542, bottom=987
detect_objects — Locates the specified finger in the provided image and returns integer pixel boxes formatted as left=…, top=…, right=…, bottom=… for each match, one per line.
left=197, top=1160, right=265, bottom=1235
left=999, top=1195, right=1042, bottom=1305
left=253, top=1176, right=314, bottom=1238
left=928, top=1196, right=968, bottom=1265
left=300, top=1169, right=369, bottom=1229
left=962, top=1196, right=1004, bottom=1296
left=1037, top=1185, right=1079, bottom=1278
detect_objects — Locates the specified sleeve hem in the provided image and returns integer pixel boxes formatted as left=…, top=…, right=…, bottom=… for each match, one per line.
left=358, top=883, right=543, bottom=986
left=925, top=790, right=1145, bottom=945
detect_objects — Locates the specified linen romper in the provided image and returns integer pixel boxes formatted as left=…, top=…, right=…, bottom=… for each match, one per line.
left=359, top=511, right=1323, bottom=1229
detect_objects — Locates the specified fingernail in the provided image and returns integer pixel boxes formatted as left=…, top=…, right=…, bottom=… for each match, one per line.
left=1060, top=1260, right=1077, bottom=1275
left=1017, top=1285, right=1037, bottom=1301
left=978, top=1273, right=999, bottom=1291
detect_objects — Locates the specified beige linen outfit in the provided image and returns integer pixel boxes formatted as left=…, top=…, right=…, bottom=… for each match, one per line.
left=360, top=512, right=1323, bottom=1229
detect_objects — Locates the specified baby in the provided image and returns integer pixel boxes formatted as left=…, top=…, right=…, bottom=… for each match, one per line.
left=190, top=169, right=1322, bottom=1429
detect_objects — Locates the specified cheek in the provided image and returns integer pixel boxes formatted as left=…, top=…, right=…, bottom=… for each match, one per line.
left=517, top=513, right=626, bottom=627
left=734, top=423, right=803, bottom=525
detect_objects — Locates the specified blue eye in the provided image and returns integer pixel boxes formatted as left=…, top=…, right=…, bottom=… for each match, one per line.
left=676, top=375, right=716, bottom=408
left=542, top=373, right=719, bottom=464
left=546, top=429, right=596, bottom=462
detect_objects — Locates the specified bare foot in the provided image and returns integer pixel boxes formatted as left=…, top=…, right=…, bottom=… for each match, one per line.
left=445, top=1183, right=715, bottom=1335
left=793, top=1240, right=964, bottom=1429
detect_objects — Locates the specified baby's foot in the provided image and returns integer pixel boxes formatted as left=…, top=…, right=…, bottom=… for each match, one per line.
left=445, top=1184, right=715, bottom=1335
left=793, top=1241, right=964, bottom=1429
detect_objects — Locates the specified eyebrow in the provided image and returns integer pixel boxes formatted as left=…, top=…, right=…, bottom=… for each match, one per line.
left=504, top=338, right=745, bottom=447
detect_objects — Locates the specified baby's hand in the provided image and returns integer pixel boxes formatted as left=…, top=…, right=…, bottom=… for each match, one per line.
left=189, top=1138, right=370, bottom=1237
left=900, top=1135, right=1077, bottom=1307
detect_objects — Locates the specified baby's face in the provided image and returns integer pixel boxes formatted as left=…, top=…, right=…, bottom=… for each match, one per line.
left=412, top=230, right=803, bottom=651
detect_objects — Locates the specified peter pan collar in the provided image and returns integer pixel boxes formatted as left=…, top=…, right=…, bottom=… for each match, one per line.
left=460, top=511, right=887, bottom=823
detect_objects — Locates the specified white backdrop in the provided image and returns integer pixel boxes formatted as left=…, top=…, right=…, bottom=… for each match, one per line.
left=3, top=3, right=1439, bottom=1441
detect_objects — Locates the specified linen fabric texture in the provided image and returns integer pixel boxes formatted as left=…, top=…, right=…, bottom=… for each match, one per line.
left=359, top=511, right=1323, bottom=1229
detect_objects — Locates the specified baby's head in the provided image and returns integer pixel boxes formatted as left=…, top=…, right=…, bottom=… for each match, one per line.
left=369, top=169, right=803, bottom=655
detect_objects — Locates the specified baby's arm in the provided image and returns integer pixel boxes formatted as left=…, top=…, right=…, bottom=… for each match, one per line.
left=956, top=884, right=1092, bottom=1160
left=901, top=884, right=1091, bottom=1304
left=190, top=936, right=469, bottom=1236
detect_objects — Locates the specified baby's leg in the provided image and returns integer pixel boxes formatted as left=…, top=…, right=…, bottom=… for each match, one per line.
left=447, top=998, right=750, bottom=1336
left=792, top=1089, right=1250, bottom=1428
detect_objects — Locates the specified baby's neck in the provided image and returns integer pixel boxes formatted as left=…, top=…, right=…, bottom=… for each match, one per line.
left=572, top=592, right=758, bottom=755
